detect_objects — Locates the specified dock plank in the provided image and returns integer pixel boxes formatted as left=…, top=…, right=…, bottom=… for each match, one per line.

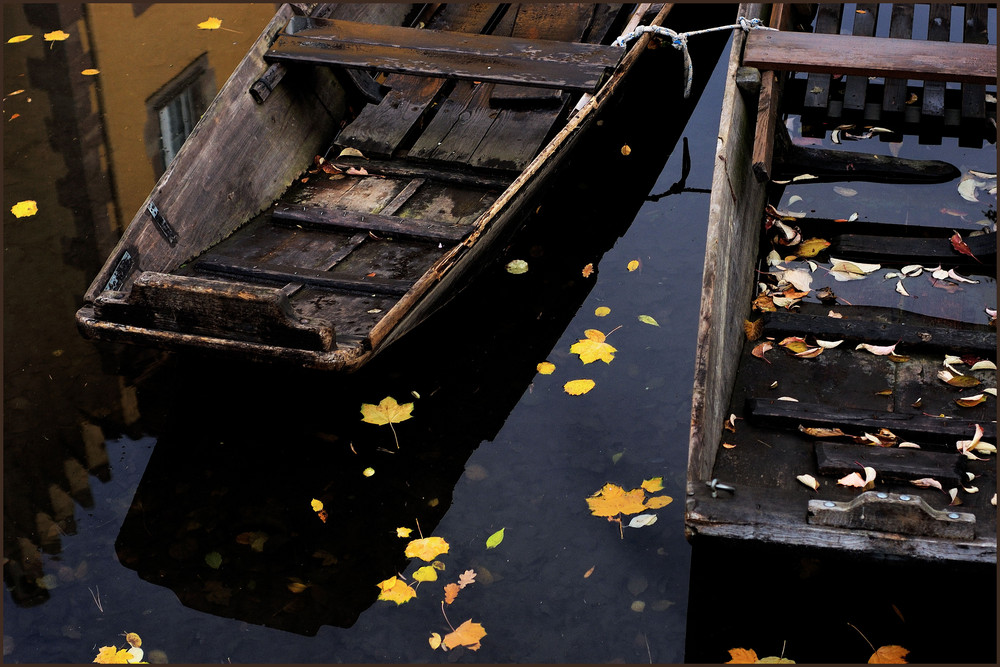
left=802, top=4, right=842, bottom=114
left=881, top=4, right=914, bottom=117
left=842, top=4, right=880, bottom=113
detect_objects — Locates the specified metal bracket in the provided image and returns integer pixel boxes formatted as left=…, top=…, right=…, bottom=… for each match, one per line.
left=147, top=201, right=179, bottom=246
left=808, top=491, right=975, bottom=540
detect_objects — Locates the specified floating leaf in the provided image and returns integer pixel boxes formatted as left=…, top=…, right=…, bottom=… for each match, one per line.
left=641, top=477, right=664, bottom=492
left=950, top=231, right=981, bottom=263
left=205, top=551, right=222, bottom=569
left=443, top=582, right=461, bottom=604
left=505, top=259, right=528, bottom=274
left=361, top=396, right=413, bottom=448
left=644, top=495, right=672, bottom=509
left=396, top=527, right=412, bottom=538
left=377, top=576, right=416, bottom=604
left=955, top=394, right=987, bottom=407
left=442, top=619, right=487, bottom=651
left=627, top=259, right=640, bottom=271
left=570, top=329, right=616, bottom=364
left=856, top=342, right=899, bottom=356
left=310, top=498, right=323, bottom=512
left=638, top=314, right=659, bottom=326
left=833, top=186, right=857, bottom=197
left=11, top=200, right=37, bottom=218
left=93, top=646, right=133, bottom=664
left=797, top=474, right=820, bottom=491
left=838, top=466, right=876, bottom=489
left=457, top=569, right=476, bottom=588
left=828, top=257, right=881, bottom=281
left=752, top=341, right=774, bottom=363
left=594, top=306, right=610, bottom=317
left=429, top=633, right=443, bottom=650
left=621, top=144, right=631, bottom=156
left=869, top=645, right=909, bottom=664
left=43, top=30, right=70, bottom=41
left=363, top=466, right=375, bottom=477
left=197, top=17, right=222, bottom=30
left=946, top=268, right=978, bottom=284
left=587, top=483, right=647, bottom=517
left=405, top=536, right=450, bottom=561
left=627, top=513, right=658, bottom=528
left=485, top=527, right=505, bottom=549
left=582, top=262, right=595, bottom=277
left=937, top=370, right=980, bottom=388
left=413, top=565, right=438, bottom=582
left=81, top=68, right=99, bottom=76
left=536, top=361, right=555, bottom=375
left=564, top=378, right=596, bottom=395
left=782, top=268, right=813, bottom=291
left=7, top=35, right=32, bottom=44
left=794, top=238, right=830, bottom=258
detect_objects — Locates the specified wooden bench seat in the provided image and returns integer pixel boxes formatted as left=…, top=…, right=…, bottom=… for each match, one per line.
left=265, top=16, right=623, bottom=93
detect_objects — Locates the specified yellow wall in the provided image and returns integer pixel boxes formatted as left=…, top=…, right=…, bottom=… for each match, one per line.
left=85, top=3, right=277, bottom=224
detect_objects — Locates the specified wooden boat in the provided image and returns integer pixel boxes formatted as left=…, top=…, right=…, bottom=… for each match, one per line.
left=687, top=3, right=997, bottom=563
left=76, top=2, right=691, bottom=371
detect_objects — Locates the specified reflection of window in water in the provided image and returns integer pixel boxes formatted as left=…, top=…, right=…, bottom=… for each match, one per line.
left=146, top=53, right=214, bottom=176
left=158, top=88, right=197, bottom=166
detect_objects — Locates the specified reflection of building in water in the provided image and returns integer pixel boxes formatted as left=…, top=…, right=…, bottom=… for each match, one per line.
left=84, top=3, right=277, bottom=228
left=2, top=2, right=271, bottom=607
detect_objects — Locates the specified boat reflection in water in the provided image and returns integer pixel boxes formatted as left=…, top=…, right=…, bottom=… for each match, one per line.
left=112, top=20, right=728, bottom=634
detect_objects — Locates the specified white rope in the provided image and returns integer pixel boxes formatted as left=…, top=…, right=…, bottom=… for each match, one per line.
left=613, top=16, right=776, bottom=98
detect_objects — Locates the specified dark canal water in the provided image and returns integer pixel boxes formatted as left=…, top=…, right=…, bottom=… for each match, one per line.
left=4, top=3, right=997, bottom=664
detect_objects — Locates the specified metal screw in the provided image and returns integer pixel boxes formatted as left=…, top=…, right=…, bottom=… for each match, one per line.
left=823, top=501, right=836, bottom=508
left=947, top=513, right=960, bottom=520
left=876, top=492, right=888, bottom=499
left=706, top=478, right=735, bottom=498
left=899, top=495, right=911, bottom=501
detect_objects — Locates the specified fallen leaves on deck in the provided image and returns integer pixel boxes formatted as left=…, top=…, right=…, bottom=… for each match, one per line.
left=838, top=466, right=877, bottom=489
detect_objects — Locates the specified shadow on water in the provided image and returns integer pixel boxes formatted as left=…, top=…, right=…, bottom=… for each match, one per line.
left=110, top=12, right=732, bottom=638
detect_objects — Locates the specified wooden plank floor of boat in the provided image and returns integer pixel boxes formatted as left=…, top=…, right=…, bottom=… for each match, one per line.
left=170, top=3, right=631, bottom=354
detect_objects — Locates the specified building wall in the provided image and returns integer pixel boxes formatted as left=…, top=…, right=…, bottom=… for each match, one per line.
left=85, top=3, right=277, bottom=226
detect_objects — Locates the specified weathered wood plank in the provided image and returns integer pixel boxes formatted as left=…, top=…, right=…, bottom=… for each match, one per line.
left=881, top=4, right=914, bottom=116
left=960, top=3, right=989, bottom=148
left=408, top=81, right=497, bottom=164
left=842, top=3, right=879, bottom=112
left=808, top=491, right=975, bottom=540
left=815, top=442, right=964, bottom=486
left=329, top=156, right=512, bottom=189
left=267, top=17, right=621, bottom=91
left=93, top=271, right=335, bottom=351
left=802, top=4, right=842, bottom=112
left=829, top=232, right=996, bottom=268
left=196, top=259, right=415, bottom=296
left=744, top=30, right=997, bottom=84
left=745, top=397, right=996, bottom=442
left=750, top=3, right=792, bottom=183
left=761, top=311, right=996, bottom=355
left=271, top=203, right=470, bottom=242
left=920, top=4, right=951, bottom=127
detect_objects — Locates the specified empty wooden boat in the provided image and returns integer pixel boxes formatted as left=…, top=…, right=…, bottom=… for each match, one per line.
left=687, top=3, right=997, bottom=563
left=76, top=2, right=699, bottom=371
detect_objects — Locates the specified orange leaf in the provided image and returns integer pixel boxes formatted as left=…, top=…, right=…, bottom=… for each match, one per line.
left=404, top=536, right=449, bottom=561
left=443, top=582, right=460, bottom=604
left=869, top=645, right=909, bottom=664
left=744, top=319, right=763, bottom=341
left=582, top=263, right=594, bottom=278
left=726, top=648, right=759, bottom=663
left=442, top=619, right=487, bottom=651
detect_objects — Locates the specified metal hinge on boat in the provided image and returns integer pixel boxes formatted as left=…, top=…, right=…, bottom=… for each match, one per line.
left=147, top=201, right=178, bottom=246
left=808, top=491, right=975, bottom=540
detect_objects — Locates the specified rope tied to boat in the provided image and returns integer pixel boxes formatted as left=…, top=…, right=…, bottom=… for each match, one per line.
left=613, top=16, right=777, bottom=98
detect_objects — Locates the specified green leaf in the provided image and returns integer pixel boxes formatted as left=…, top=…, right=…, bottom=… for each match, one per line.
left=485, top=527, right=505, bottom=549
left=205, top=551, right=222, bottom=569
left=638, top=314, right=659, bottom=326
left=611, top=449, right=625, bottom=464
left=505, top=259, right=528, bottom=274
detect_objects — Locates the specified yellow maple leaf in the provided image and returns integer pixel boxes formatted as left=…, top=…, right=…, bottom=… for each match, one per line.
left=396, top=527, right=413, bottom=538
left=641, top=477, right=664, bottom=492
left=361, top=396, right=413, bottom=448
left=43, top=30, right=70, bottom=42
left=404, top=536, right=449, bottom=561
left=587, top=483, right=648, bottom=517
left=563, top=379, right=596, bottom=395
left=376, top=576, right=416, bottom=604
left=570, top=329, right=616, bottom=364
left=93, top=646, right=131, bottom=664
left=442, top=619, right=487, bottom=651
left=197, top=17, right=222, bottom=30
left=644, top=494, right=673, bottom=509
left=11, top=200, right=38, bottom=218
left=869, top=645, right=909, bottom=664
left=726, top=648, right=759, bottom=663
